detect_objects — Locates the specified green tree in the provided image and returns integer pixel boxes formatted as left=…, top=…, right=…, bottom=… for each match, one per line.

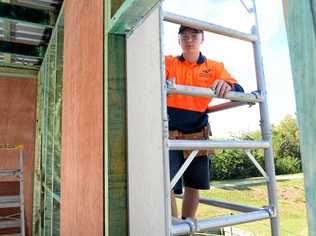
left=272, top=115, right=300, bottom=161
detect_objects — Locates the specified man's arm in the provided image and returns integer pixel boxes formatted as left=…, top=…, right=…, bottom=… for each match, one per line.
left=211, top=62, right=244, bottom=97
left=211, top=79, right=232, bottom=97
left=211, top=80, right=244, bottom=97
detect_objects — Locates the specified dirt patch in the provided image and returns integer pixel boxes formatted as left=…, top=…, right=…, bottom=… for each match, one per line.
left=278, top=185, right=305, bottom=203
left=249, top=187, right=267, bottom=199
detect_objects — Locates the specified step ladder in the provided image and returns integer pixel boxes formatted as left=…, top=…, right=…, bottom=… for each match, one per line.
left=160, top=0, right=280, bottom=235
left=0, top=144, right=25, bottom=236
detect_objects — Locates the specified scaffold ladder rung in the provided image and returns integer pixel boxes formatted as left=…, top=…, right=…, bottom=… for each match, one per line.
left=0, top=234, right=21, bottom=236
left=168, top=139, right=270, bottom=150
left=0, top=195, right=20, bottom=203
left=0, top=202, right=20, bottom=208
left=0, top=195, right=20, bottom=209
left=0, top=219, right=21, bottom=229
left=0, top=169, right=20, bottom=177
left=172, top=210, right=271, bottom=236
left=0, top=145, right=25, bottom=236
left=163, top=11, right=257, bottom=42
left=167, top=80, right=263, bottom=103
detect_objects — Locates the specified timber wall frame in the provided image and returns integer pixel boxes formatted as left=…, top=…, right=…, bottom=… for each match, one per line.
left=32, top=6, right=64, bottom=236
left=34, top=0, right=105, bottom=235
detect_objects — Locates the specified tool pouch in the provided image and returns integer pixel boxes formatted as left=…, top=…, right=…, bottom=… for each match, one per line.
left=169, top=124, right=214, bottom=158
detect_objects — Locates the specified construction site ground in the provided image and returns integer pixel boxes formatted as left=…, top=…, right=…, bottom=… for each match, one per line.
left=176, top=173, right=306, bottom=236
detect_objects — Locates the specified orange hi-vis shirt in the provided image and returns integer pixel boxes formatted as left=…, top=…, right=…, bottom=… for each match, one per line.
left=165, top=54, right=238, bottom=112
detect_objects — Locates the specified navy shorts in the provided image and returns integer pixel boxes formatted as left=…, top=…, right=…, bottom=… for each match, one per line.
left=169, top=150, right=210, bottom=194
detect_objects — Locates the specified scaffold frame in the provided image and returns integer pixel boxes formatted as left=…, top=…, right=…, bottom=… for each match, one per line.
left=160, top=0, right=280, bottom=235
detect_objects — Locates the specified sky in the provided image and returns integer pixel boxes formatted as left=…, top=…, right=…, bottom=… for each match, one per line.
left=162, top=0, right=296, bottom=138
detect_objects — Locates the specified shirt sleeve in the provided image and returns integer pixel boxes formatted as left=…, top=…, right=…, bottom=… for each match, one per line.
left=232, top=83, right=244, bottom=92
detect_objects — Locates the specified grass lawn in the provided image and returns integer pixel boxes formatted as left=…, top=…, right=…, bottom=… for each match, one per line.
left=176, top=175, right=308, bottom=235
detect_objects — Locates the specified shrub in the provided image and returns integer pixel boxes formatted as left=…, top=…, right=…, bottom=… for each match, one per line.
left=275, top=156, right=301, bottom=175
left=210, top=149, right=263, bottom=180
left=210, top=115, right=302, bottom=180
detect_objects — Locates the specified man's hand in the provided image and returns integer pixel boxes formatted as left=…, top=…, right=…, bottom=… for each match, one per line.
left=211, top=80, right=232, bottom=97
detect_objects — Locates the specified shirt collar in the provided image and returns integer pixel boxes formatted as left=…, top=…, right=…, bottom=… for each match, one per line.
left=177, top=52, right=206, bottom=65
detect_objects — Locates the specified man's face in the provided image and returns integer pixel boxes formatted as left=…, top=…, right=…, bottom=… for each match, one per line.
left=178, top=29, right=204, bottom=54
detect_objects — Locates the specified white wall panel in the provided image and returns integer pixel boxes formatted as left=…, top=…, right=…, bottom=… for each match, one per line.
left=127, top=6, right=169, bottom=236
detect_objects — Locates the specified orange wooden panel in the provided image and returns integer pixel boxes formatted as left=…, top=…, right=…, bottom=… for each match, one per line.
left=61, top=0, right=104, bottom=235
left=0, top=77, right=37, bottom=236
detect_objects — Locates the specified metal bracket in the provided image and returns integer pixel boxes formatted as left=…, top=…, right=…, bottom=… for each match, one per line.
left=247, top=90, right=262, bottom=106
left=263, top=205, right=277, bottom=218
left=182, top=217, right=197, bottom=233
left=166, top=77, right=177, bottom=90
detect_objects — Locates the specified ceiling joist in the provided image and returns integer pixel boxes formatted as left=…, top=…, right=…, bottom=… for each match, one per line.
left=0, top=1, right=63, bottom=72
left=0, top=0, right=62, bottom=11
left=0, top=17, right=53, bottom=46
left=0, top=51, right=41, bottom=69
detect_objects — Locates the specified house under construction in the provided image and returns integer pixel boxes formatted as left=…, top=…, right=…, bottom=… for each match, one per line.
left=0, top=0, right=315, bottom=235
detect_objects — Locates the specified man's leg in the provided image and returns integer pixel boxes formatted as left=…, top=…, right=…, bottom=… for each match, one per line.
left=182, top=187, right=199, bottom=218
left=169, top=150, right=184, bottom=218
left=182, top=156, right=210, bottom=219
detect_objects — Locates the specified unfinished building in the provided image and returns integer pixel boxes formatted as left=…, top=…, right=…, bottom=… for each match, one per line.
left=0, top=0, right=315, bottom=235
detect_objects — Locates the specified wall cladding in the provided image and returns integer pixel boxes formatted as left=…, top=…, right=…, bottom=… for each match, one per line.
left=0, top=77, right=37, bottom=236
left=61, top=0, right=104, bottom=235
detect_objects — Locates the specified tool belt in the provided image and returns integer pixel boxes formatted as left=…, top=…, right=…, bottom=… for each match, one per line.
left=169, top=124, right=214, bottom=158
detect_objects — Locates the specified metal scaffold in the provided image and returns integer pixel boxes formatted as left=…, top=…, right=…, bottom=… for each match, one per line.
left=160, top=0, right=280, bottom=235
left=0, top=144, right=25, bottom=236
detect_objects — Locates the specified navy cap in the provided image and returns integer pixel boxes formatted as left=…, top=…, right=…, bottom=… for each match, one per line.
left=178, top=25, right=203, bottom=34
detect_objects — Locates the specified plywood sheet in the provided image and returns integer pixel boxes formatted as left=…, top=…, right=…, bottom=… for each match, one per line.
left=61, top=0, right=104, bottom=235
left=0, top=77, right=36, bottom=236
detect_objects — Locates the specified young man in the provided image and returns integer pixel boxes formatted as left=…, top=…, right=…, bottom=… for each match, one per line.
left=165, top=25, right=244, bottom=223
